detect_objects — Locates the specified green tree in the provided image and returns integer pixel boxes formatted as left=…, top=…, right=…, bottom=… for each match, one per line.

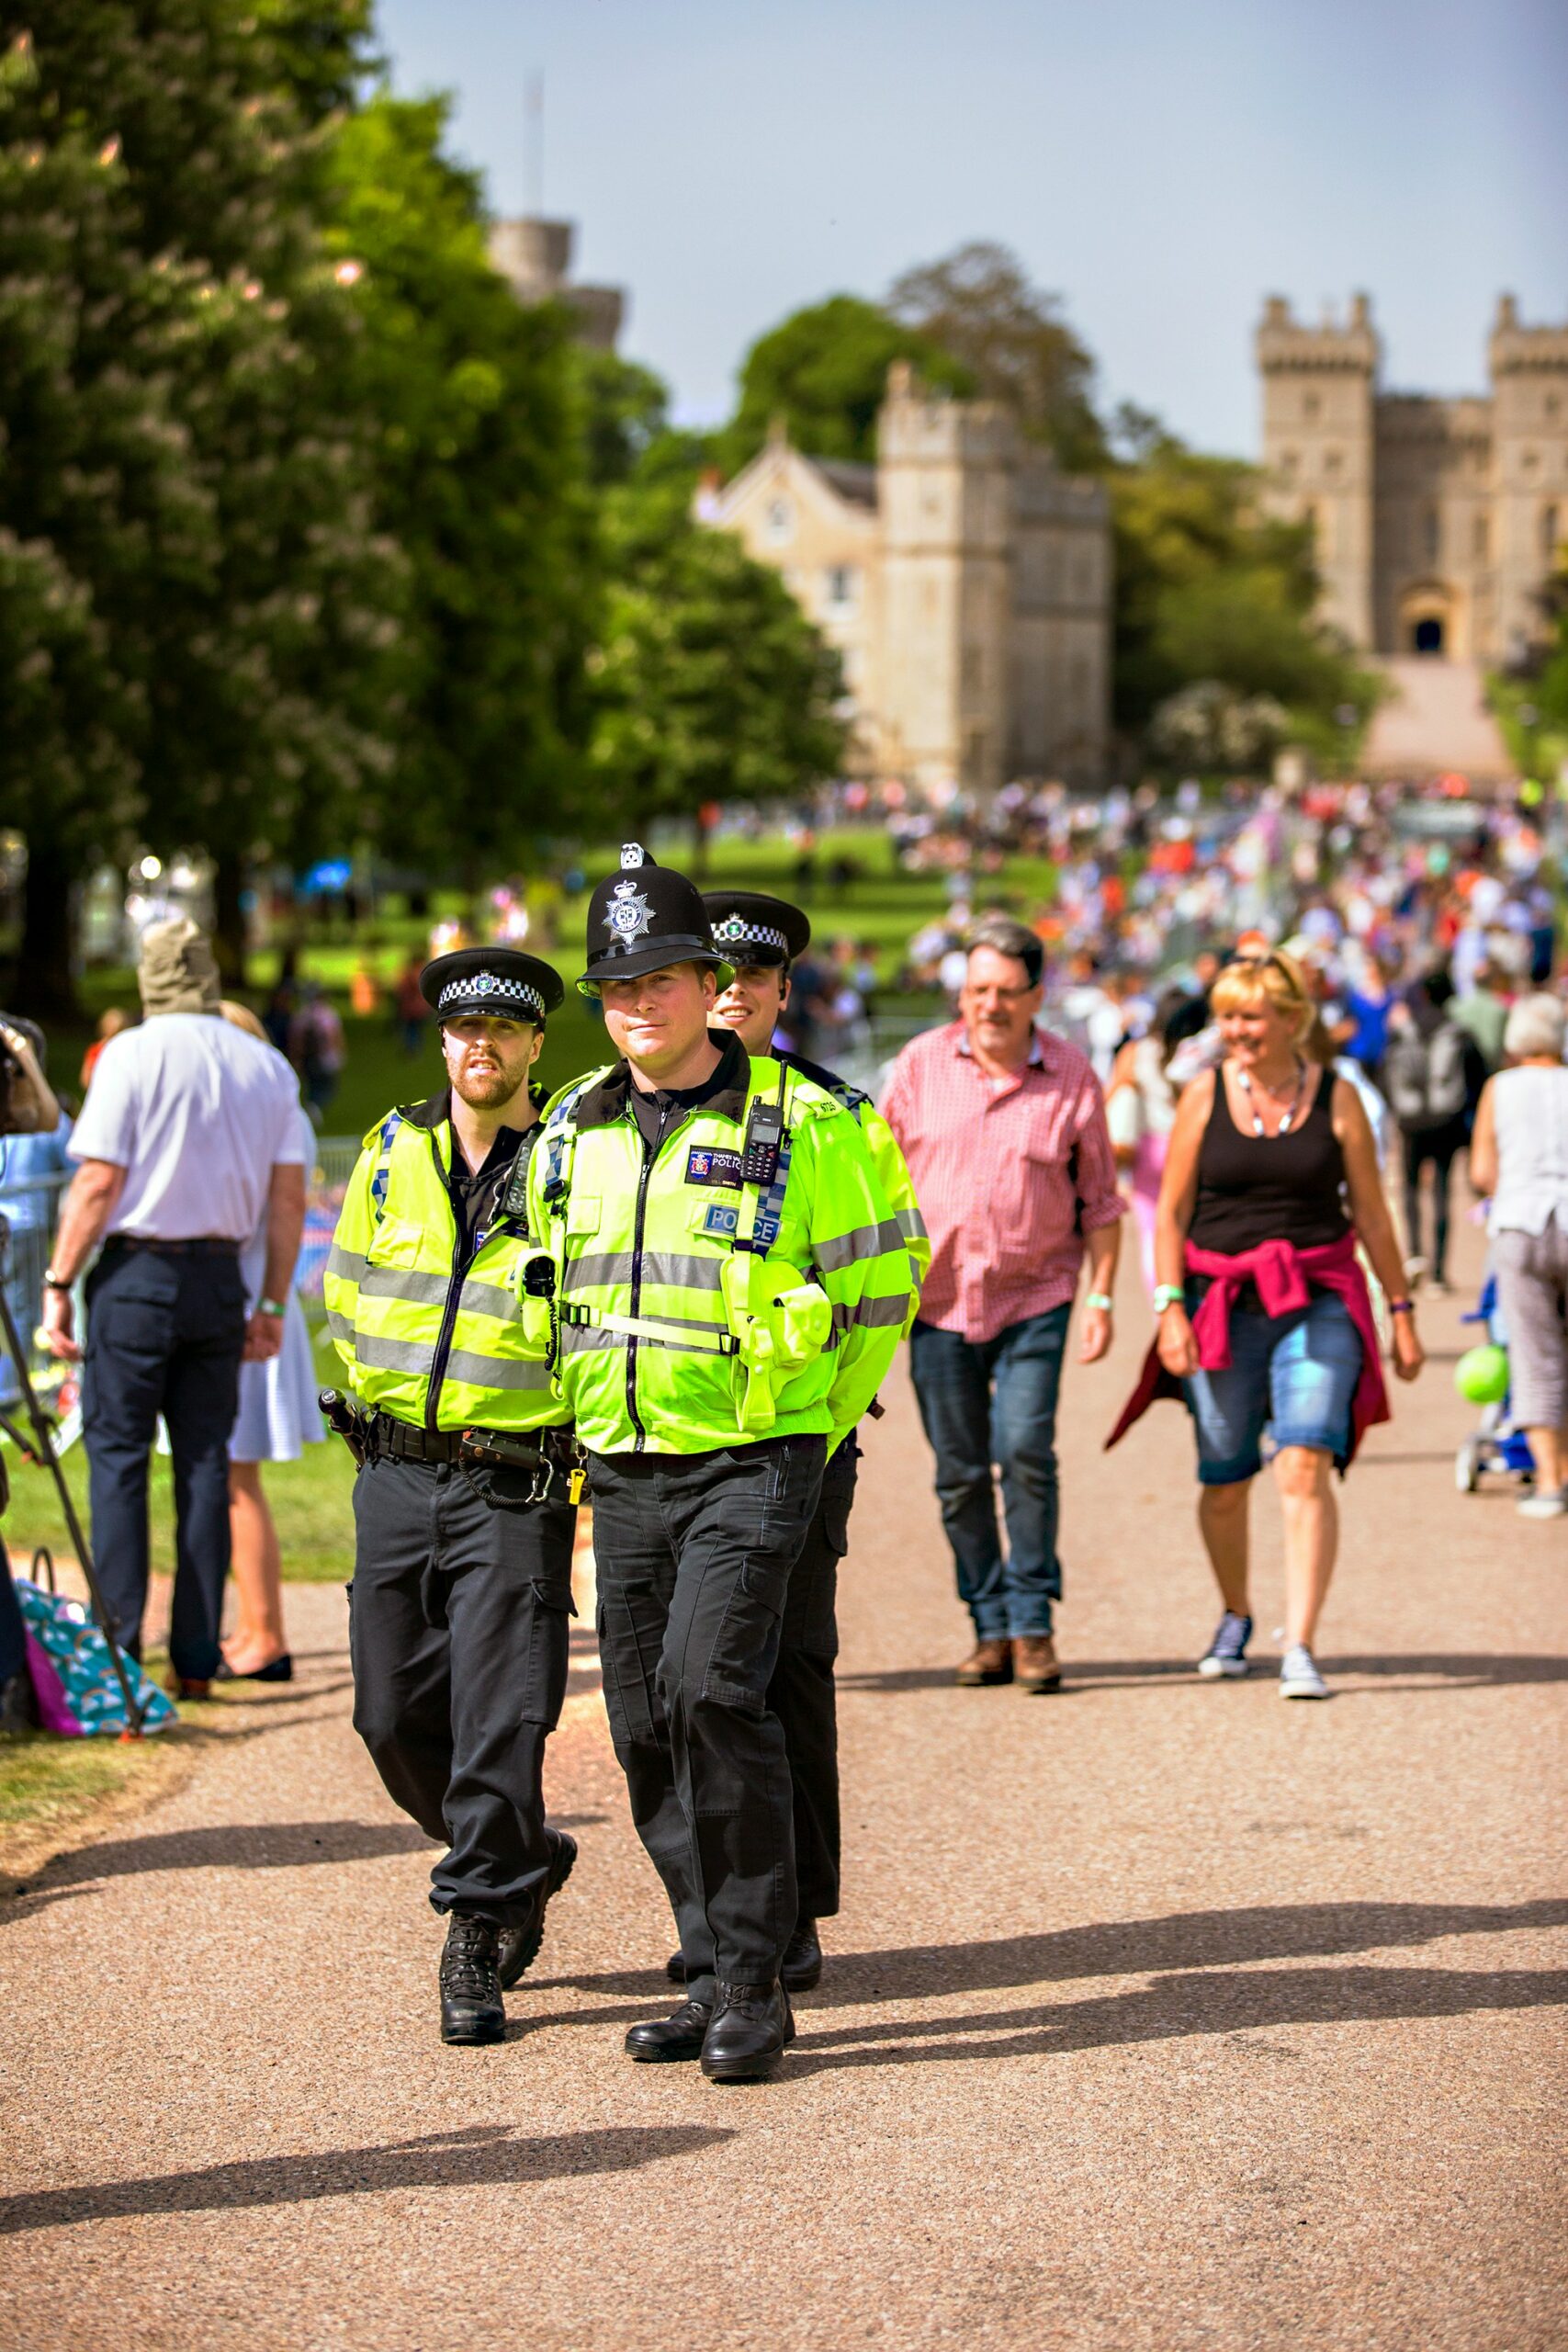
left=716, top=294, right=970, bottom=478
left=3, top=1, right=400, bottom=996
left=1110, top=432, right=1377, bottom=758
left=887, top=242, right=1106, bottom=471
left=591, top=481, right=846, bottom=857
left=324, top=92, right=593, bottom=900
left=573, top=345, right=671, bottom=489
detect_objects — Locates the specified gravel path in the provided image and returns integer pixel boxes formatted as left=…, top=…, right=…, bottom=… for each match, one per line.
left=3, top=1222, right=1564, bottom=2351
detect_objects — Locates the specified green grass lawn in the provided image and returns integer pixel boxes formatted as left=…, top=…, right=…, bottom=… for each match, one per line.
left=6, top=1429, right=357, bottom=1589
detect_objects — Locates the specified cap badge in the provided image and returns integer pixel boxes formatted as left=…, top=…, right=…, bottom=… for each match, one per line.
left=714, top=915, right=746, bottom=942
left=619, top=842, right=646, bottom=870
left=604, top=876, right=653, bottom=951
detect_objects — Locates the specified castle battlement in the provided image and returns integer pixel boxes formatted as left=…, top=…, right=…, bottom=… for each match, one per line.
left=1258, top=293, right=1567, bottom=663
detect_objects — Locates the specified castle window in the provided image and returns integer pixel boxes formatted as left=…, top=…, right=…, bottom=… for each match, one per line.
left=1543, top=506, right=1562, bottom=560
left=962, top=647, right=984, bottom=698
left=823, top=564, right=858, bottom=613
left=1303, top=391, right=1320, bottom=421
left=1279, top=449, right=1298, bottom=481
left=1424, top=507, right=1440, bottom=562
left=1546, top=394, right=1561, bottom=421
left=1324, top=448, right=1343, bottom=478
left=1473, top=513, right=1490, bottom=561
left=765, top=497, right=794, bottom=546
left=1522, top=448, right=1540, bottom=472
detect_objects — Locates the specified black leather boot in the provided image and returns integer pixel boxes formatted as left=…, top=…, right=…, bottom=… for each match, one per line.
left=498, top=1830, right=578, bottom=1990
left=781, top=1917, right=822, bottom=1992
left=665, top=1948, right=688, bottom=1984
left=626, top=1996, right=714, bottom=2064
left=439, top=1914, right=505, bottom=2046
left=700, top=1981, right=795, bottom=2083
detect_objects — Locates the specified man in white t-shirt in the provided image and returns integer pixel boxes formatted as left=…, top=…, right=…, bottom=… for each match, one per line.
left=41, top=920, right=306, bottom=1697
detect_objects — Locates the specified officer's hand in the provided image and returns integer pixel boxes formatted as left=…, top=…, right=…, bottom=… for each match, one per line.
left=39, top=1285, right=79, bottom=1362
left=243, top=1309, right=285, bottom=1363
left=1079, top=1303, right=1113, bottom=1364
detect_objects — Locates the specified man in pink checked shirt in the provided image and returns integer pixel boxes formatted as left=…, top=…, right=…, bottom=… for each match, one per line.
left=882, top=919, right=1124, bottom=1694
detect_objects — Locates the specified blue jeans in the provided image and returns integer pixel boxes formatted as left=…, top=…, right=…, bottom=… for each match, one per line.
left=1182, top=1286, right=1364, bottom=1485
left=82, top=1243, right=245, bottom=1679
left=908, top=1306, right=1070, bottom=1640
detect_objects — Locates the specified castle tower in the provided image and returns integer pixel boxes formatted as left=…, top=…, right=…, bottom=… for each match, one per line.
left=876, top=363, right=1014, bottom=792
left=488, top=216, right=625, bottom=350
left=1488, top=295, right=1568, bottom=663
left=1256, top=294, right=1379, bottom=649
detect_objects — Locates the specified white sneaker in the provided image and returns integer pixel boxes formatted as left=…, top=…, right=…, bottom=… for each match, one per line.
left=1280, top=1643, right=1328, bottom=1700
left=1517, top=1489, right=1568, bottom=1519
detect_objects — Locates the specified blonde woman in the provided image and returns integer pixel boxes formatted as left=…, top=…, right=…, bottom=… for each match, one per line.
left=1111, top=953, right=1422, bottom=1697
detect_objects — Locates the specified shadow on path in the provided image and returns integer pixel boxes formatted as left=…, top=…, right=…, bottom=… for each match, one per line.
left=786, top=1962, right=1568, bottom=2075
left=535, top=1897, right=1568, bottom=2007
left=838, top=1654, right=1568, bottom=1695
left=0, top=2122, right=734, bottom=2235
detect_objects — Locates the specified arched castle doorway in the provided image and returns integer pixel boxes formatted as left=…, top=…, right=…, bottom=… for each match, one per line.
left=1398, top=582, right=1462, bottom=660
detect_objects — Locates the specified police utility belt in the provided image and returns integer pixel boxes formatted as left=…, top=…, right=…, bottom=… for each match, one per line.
left=319, top=1391, right=584, bottom=1503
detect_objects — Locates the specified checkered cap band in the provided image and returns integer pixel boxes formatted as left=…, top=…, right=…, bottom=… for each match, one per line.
left=438, top=971, right=546, bottom=1020
left=710, top=914, right=790, bottom=955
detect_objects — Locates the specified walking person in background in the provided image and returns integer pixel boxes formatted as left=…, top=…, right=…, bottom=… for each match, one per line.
left=79, top=1007, right=133, bottom=1094
left=1105, top=987, right=1184, bottom=1295
left=1467, top=994, right=1568, bottom=1519
left=1383, top=969, right=1487, bottom=1295
left=39, top=921, right=306, bottom=1699
left=1111, top=950, right=1423, bottom=1700
left=0, top=1020, right=72, bottom=1408
left=213, top=1005, right=324, bottom=1680
left=883, top=918, right=1124, bottom=1695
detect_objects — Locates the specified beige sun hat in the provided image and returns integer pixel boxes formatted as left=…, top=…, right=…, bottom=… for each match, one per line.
left=137, top=917, right=220, bottom=1017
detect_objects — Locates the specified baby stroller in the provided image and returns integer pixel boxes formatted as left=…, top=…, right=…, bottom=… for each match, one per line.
left=1454, top=1272, right=1536, bottom=1494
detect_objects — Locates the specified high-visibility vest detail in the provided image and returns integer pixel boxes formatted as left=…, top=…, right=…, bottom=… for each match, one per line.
left=324, top=1103, right=567, bottom=1435
left=530, top=1052, right=909, bottom=1456
left=773, top=1051, right=930, bottom=1329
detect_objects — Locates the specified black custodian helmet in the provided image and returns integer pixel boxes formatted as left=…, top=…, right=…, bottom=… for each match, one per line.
left=578, top=844, right=734, bottom=997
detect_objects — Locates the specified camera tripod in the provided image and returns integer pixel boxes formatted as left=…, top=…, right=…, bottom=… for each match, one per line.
left=0, top=1216, right=143, bottom=1735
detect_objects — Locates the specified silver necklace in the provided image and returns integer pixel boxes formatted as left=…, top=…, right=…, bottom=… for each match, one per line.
left=1235, top=1057, right=1308, bottom=1137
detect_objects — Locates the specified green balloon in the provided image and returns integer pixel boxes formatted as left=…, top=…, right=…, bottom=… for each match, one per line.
left=1455, top=1344, right=1509, bottom=1405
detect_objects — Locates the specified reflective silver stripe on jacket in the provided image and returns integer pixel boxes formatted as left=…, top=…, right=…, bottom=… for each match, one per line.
left=326, top=1243, right=368, bottom=1284
left=830, top=1293, right=911, bottom=1334
left=812, top=1216, right=906, bottom=1273
left=557, top=1321, right=727, bottom=1359
left=336, top=1330, right=550, bottom=1388
left=561, top=1250, right=726, bottom=1295
left=895, top=1204, right=928, bottom=1242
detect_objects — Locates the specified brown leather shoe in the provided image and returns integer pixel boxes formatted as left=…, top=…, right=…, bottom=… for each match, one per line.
left=955, top=1637, right=1013, bottom=1687
left=1015, top=1635, right=1062, bottom=1694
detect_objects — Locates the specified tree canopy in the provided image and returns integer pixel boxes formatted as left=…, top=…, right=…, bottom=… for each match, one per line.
left=887, top=242, right=1106, bottom=472
left=716, top=294, right=970, bottom=478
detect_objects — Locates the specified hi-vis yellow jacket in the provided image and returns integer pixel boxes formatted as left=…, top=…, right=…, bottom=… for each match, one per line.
left=528, top=1042, right=912, bottom=1456
left=774, top=1047, right=931, bottom=1307
left=324, top=1094, right=567, bottom=1435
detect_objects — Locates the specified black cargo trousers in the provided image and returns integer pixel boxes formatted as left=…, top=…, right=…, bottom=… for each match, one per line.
left=772, top=1437, right=857, bottom=1923
left=348, top=1453, right=576, bottom=1925
left=588, top=1431, right=827, bottom=1999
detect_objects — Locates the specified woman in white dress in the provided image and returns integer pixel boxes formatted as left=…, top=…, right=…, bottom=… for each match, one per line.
left=215, top=1003, right=324, bottom=1679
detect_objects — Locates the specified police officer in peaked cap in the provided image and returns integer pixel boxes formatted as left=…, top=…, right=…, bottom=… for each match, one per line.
left=529, top=845, right=912, bottom=2080
left=323, top=943, right=582, bottom=2048
left=693, top=888, right=930, bottom=1996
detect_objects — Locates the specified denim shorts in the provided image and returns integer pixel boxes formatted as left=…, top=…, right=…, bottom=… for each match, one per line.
left=1182, top=1285, right=1363, bottom=1485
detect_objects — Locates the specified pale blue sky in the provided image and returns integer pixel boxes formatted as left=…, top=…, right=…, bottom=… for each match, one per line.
left=373, top=0, right=1567, bottom=458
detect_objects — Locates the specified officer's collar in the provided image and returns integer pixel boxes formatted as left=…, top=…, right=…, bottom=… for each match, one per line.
left=575, top=1028, right=750, bottom=1131
left=401, top=1087, right=542, bottom=1156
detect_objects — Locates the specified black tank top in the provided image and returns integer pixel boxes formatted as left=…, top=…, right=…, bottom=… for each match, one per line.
left=1187, top=1064, right=1349, bottom=1255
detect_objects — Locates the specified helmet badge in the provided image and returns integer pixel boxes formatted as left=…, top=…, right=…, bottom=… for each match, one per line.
left=604, top=876, right=653, bottom=951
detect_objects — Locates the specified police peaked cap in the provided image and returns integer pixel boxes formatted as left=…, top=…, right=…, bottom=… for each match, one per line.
left=420, top=946, right=564, bottom=1025
left=701, top=889, right=811, bottom=969
left=578, top=843, right=734, bottom=995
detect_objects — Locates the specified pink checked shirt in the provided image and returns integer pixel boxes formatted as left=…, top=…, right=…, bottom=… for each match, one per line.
left=881, top=1021, right=1125, bottom=1344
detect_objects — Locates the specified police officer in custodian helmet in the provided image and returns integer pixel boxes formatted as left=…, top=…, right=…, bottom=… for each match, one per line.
left=691, top=888, right=929, bottom=1995
left=529, top=849, right=911, bottom=2081
left=324, top=947, right=580, bottom=2047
